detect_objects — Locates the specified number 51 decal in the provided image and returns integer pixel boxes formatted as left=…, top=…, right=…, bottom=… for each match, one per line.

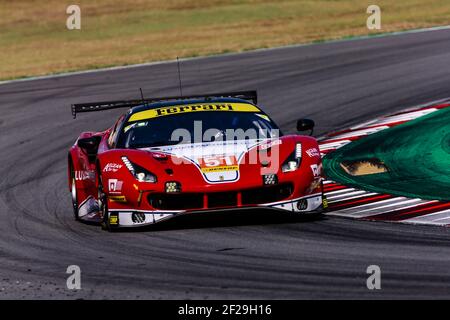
left=198, top=155, right=238, bottom=172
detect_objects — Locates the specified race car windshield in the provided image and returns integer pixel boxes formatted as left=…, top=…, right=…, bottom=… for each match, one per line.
left=117, top=111, right=281, bottom=149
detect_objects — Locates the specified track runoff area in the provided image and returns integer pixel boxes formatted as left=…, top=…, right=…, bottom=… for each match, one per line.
left=321, top=99, right=450, bottom=225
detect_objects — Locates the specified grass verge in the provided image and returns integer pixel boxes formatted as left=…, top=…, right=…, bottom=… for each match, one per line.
left=1, top=0, right=450, bottom=80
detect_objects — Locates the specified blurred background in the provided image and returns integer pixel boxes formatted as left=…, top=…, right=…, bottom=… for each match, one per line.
left=1, top=0, right=449, bottom=80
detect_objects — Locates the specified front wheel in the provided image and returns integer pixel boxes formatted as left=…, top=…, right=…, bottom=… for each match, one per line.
left=98, top=173, right=115, bottom=231
left=69, top=162, right=80, bottom=220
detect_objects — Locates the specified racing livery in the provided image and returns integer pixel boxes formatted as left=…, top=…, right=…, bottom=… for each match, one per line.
left=68, top=91, right=326, bottom=231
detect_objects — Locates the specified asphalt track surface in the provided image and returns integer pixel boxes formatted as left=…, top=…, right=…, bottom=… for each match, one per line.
left=1, top=29, right=450, bottom=299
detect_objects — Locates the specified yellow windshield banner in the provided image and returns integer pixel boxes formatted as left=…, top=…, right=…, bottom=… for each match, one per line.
left=128, top=103, right=261, bottom=122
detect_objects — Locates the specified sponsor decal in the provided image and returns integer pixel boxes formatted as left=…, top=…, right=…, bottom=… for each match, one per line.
left=128, top=102, right=261, bottom=122
left=258, top=139, right=282, bottom=151
left=103, top=163, right=123, bottom=172
left=310, top=164, right=320, bottom=178
left=198, top=155, right=238, bottom=173
left=74, top=170, right=95, bottom=181
left=152, top=152, right=168, bottom=160
left=109, top=213, right=119, bottom=225
left=108, top=179, right=123, bottom=194
left=109, top=195, right=127, bottom=203
left=322, top=197, right=328, bottom=209
left=306, top=147, right=320, bottom=158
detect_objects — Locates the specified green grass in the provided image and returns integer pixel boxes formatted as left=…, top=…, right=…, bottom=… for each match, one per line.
left=1, top=0, right=450, bottom=80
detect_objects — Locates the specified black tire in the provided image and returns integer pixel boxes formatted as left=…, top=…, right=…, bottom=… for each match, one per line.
left=69, top=161, right=80, bottom=221
left=98, top=172, right=115, bottom=232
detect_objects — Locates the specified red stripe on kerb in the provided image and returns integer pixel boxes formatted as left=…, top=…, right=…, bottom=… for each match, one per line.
left=324, top=185, right=347, bottom=192
left=388, top=106, right=434, bottom=116
left=323, top=182, right=339, bottom=189
left=368, top=202, right=450, bottom=221
left=351, top=121, right=407, bottom=131
left=433, top=103, right=450, bottom=109
left=319, top=136, right=362, bottom=145
left=324, top=128, right=353, bottom=137
left=329, top=194, right=391, bottom=209
left=319, top=151, right=336, bottom=156
left=388, top=103, right=449, bottom=116
left=320, top=125, right=399, bottom=143
left=323, top=103, right=450, bottom=141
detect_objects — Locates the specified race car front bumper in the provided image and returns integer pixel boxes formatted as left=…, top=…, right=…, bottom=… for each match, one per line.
left=106, top=193, right=326, bottom=228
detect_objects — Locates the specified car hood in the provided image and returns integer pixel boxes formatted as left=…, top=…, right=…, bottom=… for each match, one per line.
left=141, top=138, right=281, bottom=183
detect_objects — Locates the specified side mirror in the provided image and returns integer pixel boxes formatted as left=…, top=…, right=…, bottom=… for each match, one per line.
left=297, top=119, right=315, bottom=135
left=77, top=136, right=101, bottom=162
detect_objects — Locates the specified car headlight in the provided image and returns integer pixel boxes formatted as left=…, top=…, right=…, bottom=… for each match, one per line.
left=282, top=160, right=299, bottom=172
left=165, top=181, right=181, bottom=193
left=281, top=143, right=302, bottom=173
left=121, top=156, right=157, bottom=183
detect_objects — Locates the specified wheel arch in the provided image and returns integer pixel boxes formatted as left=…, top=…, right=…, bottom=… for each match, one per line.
left=68, top=152, right=75, bottom=192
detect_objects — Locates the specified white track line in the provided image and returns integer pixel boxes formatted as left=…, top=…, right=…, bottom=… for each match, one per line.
left=329, top=199, right=434, bottom=218
left=372, top=109, right=437, bottom=124
left=327, top=126, right=388, bottom=140
left=402, top=209, right=450, bottom=225
left=319, top=140, right=352, bottom=150
left=327, top=192, right=378, bottom=203
left=324, top=188, right=357, bottom=195
left=327, top=190, right=373, bottom=201
left=360, top=200, right=438, bottom=218
left=349, top=198, right=427, bottom=214
left=330, top=196, right=403, bottom=208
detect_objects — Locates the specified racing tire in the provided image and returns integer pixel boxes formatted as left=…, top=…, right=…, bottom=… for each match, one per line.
left=69, top=161, right=80, bottom=221
left=98, top=173, right=116, bottom=232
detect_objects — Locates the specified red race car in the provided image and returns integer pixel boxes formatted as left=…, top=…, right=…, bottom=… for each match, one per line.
left=68, top=91, right=326, bottom=231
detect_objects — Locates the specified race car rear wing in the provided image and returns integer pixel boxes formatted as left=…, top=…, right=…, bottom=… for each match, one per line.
left=71, top=90, right=257, bottom=118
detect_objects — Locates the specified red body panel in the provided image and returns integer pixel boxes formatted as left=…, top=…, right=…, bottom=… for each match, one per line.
left=70, top=132, right=322, bottom=213
left=68, top=102, right=324, bottom=227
